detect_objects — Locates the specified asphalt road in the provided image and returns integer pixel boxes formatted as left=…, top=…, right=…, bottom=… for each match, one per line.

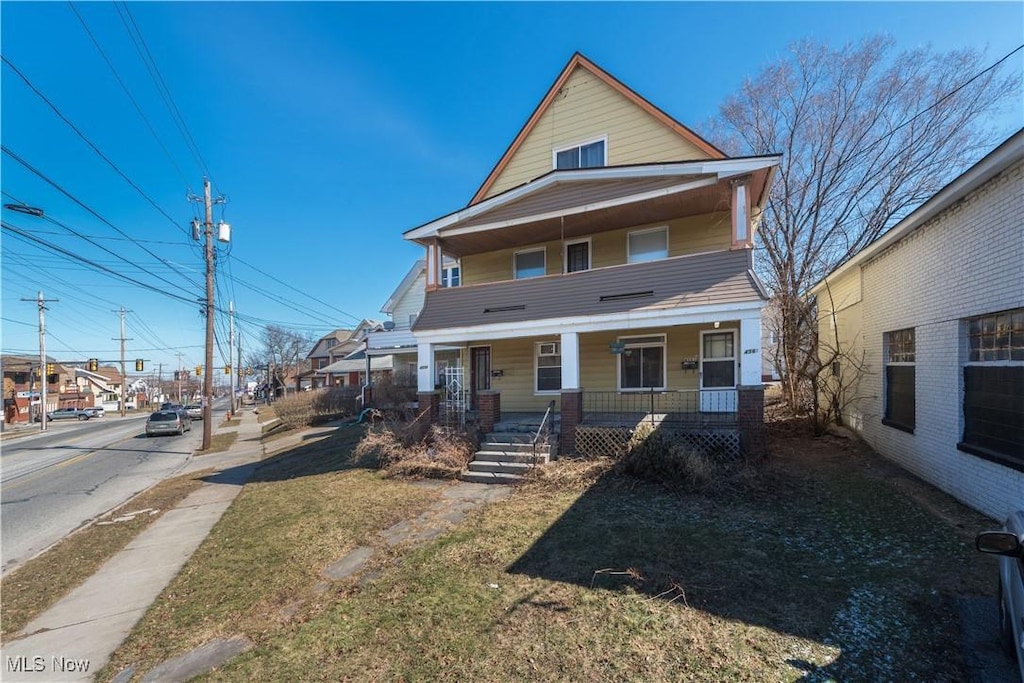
left=0, top=409, right=220, bottom=574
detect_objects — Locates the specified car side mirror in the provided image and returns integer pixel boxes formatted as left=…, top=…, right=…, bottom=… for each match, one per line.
left=976, top=530, right=1023, bottom=557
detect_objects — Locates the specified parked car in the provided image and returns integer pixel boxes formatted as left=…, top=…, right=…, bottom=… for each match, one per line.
left=46, top=408, right=90, bottom=421
left=976, top=510, right=1024, bottom=680
left=82, top=406, right=105, bottom=418
left=145, top=410, right=191, bottom=437
left=185, top=404, right=203, bottom=419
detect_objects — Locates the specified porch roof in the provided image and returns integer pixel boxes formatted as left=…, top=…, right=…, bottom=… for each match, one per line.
left=404, top=157, right=780, bottom=257
left=318, top=355, right=394, bottom=374
left=413, top=248, right=766, bottom=333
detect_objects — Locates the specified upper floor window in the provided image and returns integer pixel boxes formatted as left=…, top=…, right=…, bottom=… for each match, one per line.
left=565, top=239, right=591, bottom=273
left=326, top=339, right=337, bottom=349
left=441, top=265, right=460, bottom=288
left=554, top=138, right=606, bottom=170
left=627, top=227, right=668, bottom=264
left=514, top=248, right=546, bottom=279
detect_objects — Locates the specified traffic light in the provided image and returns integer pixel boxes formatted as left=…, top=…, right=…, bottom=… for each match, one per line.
left=88, top=358, right=99, bottom=372
left=173, top=371, right=180, bottom=381
left=246, top=367, right=252, bottom=376
left=195, top=365, right=202, bottom=376
left=224, top=365, right=231, bottom=375
left=46, top=363, right=55, bottom=375
left=135, top=359, right=144, bottom=372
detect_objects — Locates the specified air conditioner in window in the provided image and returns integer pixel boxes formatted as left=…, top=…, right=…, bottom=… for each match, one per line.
left=539, top=342, right=560, bottom=356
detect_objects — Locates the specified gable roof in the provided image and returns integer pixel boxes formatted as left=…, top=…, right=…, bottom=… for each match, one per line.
left=469, top=52, right=725, bottom=205
left=381, top=260, right=426, bottom=316
left=810, top=128, right=1024, bottom=295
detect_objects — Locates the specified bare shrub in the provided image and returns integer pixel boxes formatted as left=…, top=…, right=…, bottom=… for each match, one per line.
left=615, top=423, right=739, bottom=493
left=520, top=457, right=615, bottom=492
left=373, top=371, right=417, bottom=415
left=273, top=388, right=358, bottom=429
left=352, top=422, right=476, bottom=480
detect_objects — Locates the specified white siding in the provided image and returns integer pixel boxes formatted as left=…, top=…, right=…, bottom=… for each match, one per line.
left=392, top=273, right=426, bottom=330
left=851, top=160, right=1024, bottom=520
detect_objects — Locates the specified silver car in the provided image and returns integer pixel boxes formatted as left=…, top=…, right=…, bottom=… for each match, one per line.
left=976, top=510, right=1024, bottom=680
left=185, top=404, right=203, bottom=419
left=145, top=409, right=191, bottom=436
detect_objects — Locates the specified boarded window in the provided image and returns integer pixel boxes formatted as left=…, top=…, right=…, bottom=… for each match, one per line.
left=514, top=249, right=545, bottom=279
left=627, top=228, right=668, bottom=263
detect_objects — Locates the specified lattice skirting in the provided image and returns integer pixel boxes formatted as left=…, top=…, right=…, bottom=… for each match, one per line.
left=575, top=426, right=740, bottom=459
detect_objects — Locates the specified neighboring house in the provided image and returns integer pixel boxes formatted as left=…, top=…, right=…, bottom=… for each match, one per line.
left=404, top=53, right=780, bottom=455
left=810, top=129, right=1023, bottom=520
left=2, top=354, right=79, bottom=423
left=366, top=257, right=462, bottom=388
left=314, top=320, right=384, bottom=389
left=75, top=367, right=122, bottom=410
left=301, top=329, right=353, bottom=389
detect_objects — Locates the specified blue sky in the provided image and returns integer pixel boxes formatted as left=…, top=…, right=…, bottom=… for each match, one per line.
left=2, top=1, right=1022, bottom=378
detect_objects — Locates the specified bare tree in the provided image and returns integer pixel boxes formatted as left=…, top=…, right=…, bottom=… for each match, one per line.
left=251, top=325, right=314, bottom=397
left=712, top=36, right=1017, bottom=413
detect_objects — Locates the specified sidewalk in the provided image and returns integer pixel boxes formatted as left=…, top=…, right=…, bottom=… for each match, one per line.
left=1, top=410, right=309, bottom=683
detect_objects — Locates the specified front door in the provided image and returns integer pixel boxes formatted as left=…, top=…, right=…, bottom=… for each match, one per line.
left=700, top=330, right=738, bottom=412
left=469, top=346, right=491, bottom=410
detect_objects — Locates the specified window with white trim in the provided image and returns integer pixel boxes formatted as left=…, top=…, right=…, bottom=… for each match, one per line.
left=619, top=335, right=665, bottom=390
left=554, top=139, right=606, bottom=170
left=535, top=342, right=561, bottom=393
left=627, top=227, right=668, bottom=263
left=441, top=265, right=460, bottom=288
left=959, top=308, right=1023, bottom=468
left=514, top=248, right=546, bottom=279
left=883, top=328, right=915, bottom=433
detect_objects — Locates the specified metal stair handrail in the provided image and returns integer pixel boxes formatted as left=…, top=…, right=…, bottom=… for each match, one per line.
left=532, top=400, right=556, bottom=467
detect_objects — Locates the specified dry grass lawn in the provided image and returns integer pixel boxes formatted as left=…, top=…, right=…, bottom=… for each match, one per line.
left=101, top=421, right=998, bottom=682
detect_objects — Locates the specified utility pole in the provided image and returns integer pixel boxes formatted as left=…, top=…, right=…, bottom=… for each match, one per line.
left=21, top=291, right=58, bottom=431
left=189, top=178, right=226, bottom=450
left=176, top=352, right=184, bottom=403
left=114, top=307, right=132, bottom=417
left=229, top=301, right=236, bottom=416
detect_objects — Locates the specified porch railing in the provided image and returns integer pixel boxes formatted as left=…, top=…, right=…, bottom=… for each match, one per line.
left=532, top=400, right=556, bottom=466
left=581, top=388, right=738, bottom=427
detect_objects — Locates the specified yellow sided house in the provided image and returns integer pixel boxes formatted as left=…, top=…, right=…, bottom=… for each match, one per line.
left=405, top=53, right=780, bottom=461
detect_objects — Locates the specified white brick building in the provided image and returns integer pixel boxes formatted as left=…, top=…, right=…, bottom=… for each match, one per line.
left=811, top=130, right=1024, bottom=520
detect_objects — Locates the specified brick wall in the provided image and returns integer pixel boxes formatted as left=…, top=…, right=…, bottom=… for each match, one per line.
left=854, top=160, right=1024, bottom=520
left=478, top=390, right=501, bottom=434
left=560, top=389, right=583, bottom=456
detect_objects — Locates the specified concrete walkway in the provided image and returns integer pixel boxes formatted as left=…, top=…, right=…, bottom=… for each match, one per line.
left=1, top=410, right=281, bottom=683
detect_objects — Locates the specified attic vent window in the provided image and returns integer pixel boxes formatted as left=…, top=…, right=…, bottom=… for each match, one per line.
left=599, top=291, right=654, bottom=302
left=484, top=305, right=526, bottom=314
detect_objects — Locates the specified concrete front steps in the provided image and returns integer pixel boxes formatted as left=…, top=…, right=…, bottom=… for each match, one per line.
left=460, top=433, right=556, bottom=484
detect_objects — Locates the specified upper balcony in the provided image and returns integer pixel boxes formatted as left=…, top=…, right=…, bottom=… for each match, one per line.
left=405, top=156, right=779, bottom=291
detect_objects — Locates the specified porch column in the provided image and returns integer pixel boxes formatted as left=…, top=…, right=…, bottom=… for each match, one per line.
left=739, top=316, right=762, bottom=386
left=738, top=314, right=766, bottom=458
left=731, top=177, right=752, bottom=248
left=417, top=342, right=435, bottom=393
left=560, top=331, right=580, bottom=390
left=424, top=240, right=442, bottom=292
left=478, top=390, right=500, bottom=434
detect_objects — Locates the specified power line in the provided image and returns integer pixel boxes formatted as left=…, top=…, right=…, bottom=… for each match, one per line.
left=0, top=54, right=189, bottom=238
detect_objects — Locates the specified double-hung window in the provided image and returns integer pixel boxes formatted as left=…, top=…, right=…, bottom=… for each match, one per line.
left=514, top=248, right=546, bottom=279
left=627, top=227, right=669, bottom=263
left=619, top=335, right=666, bottom=390
left=535, top=342, right=561, bottom=393
left=959, top=308, right=1024, bottom=468
left=883, top=328, right=916, bottom=433
left=441, top=265, right=460, bottom=288
left=554, top=138, right=606, bottom=170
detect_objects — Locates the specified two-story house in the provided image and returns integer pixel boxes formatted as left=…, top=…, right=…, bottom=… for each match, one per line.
left=301, top=329, right=353, bottom=389
left=405, top=53, right=779, bottom=456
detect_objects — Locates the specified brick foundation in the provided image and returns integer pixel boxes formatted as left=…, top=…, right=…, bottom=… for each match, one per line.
left=737, top=385, right=766, bottom=459
left=418, top=391, right=439, bottom=425
left=478, top=390, right=501, bottom=434
left=560, top=389, right=584, bottom=457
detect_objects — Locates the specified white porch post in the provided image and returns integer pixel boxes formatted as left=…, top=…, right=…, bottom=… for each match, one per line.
left=731, top=177, right=751, bottom=248
left=417, top=342, right=435, bottom=392
left=560, top=331, right=580, bottom=390
left=739, top=315, right=762, bottom=386
left=424, top=241, right=442, bottom=292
